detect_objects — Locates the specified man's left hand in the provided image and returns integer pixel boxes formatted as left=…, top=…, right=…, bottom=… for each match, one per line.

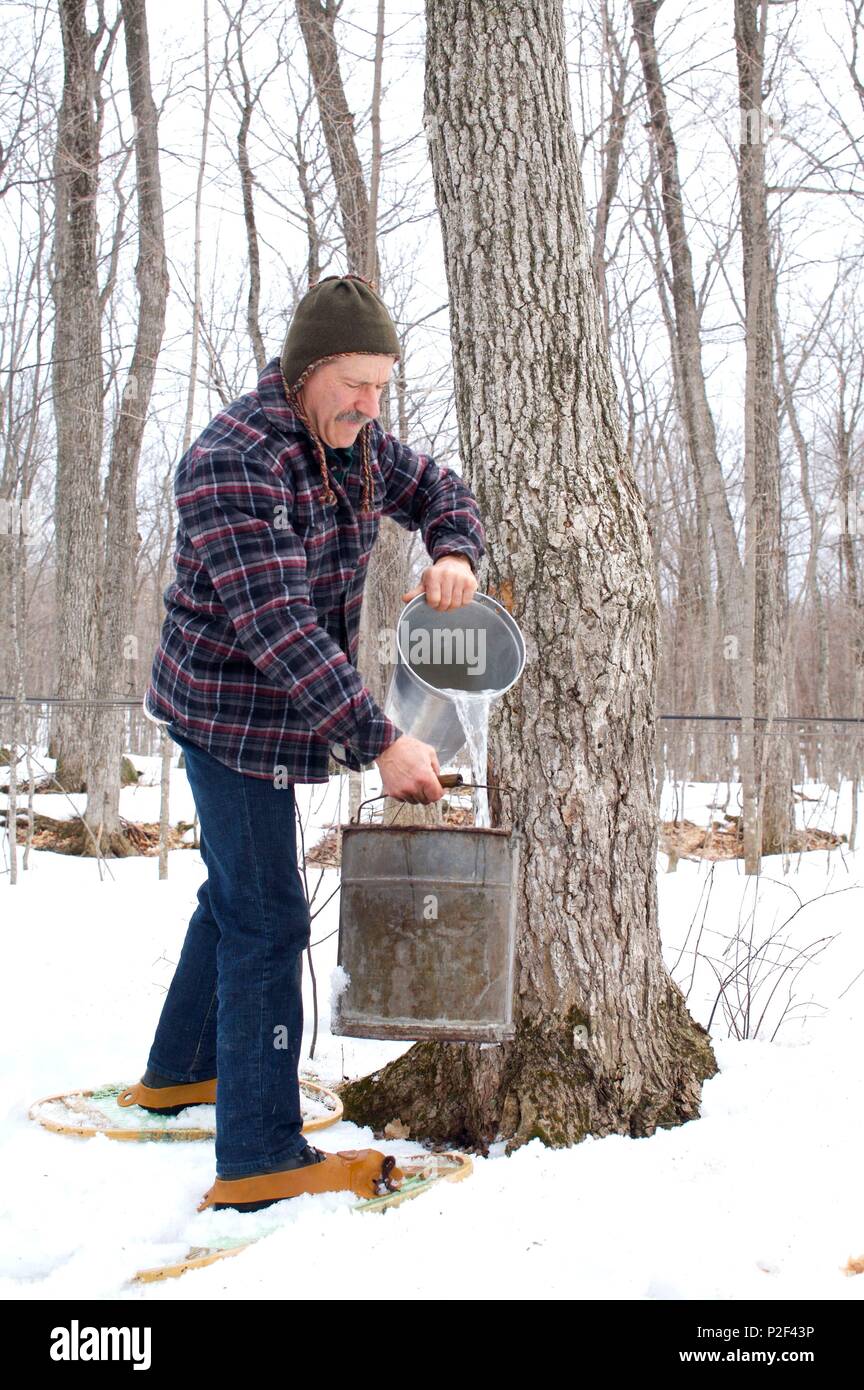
left=402, top=554, right=478, bottom=611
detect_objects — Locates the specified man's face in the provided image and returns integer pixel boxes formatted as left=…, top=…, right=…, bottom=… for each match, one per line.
left=297, top=353, right=396, bottom=448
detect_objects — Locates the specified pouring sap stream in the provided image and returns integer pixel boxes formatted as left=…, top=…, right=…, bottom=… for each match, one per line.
left=375, top=589, right=527, bottom=819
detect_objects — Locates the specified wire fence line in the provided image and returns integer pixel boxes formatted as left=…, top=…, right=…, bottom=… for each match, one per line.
left=2, top=694, right=861, bottom=808
left=2, top=694, right=861, bottom=866
left=0, top=694, right=862, bottom=722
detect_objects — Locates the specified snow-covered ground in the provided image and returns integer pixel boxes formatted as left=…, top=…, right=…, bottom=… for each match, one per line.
left=1, top=754, right=862, bottom=1301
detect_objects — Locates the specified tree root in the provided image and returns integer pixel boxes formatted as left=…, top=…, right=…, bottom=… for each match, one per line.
left=336, top=983, right=718, bottom=1156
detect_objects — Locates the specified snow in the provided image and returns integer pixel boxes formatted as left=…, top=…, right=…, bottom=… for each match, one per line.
left=1, top=761, right=863, bottom=1300
left=329, top=964, right=352, bottom=1014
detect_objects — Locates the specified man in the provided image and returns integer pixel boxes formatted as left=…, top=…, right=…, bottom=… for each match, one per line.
left=136, top=274, right=486, bottom=1210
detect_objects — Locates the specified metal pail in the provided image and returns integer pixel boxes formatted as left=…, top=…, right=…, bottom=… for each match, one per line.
left=382, top=592, right=526, bottom=762
left=331, top=779, right=521, bottom=1042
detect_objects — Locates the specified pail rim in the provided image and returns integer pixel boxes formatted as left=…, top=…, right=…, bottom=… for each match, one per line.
left=394, top=591, right=526, bottom=702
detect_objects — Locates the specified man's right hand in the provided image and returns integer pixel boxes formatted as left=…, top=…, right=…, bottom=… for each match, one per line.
left=375, top=735, right=444, bottom=804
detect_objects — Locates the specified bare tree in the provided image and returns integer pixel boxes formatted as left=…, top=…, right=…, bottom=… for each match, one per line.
left=823, top=276, right=864, bottom=845
left=51, top=1, right=120, bottom=792
left=295, top=0, right=437, bottom=825
left=1, top=193, right=51, bottom=880
left=580, top=0, right=636, bottom=335
left=630, top=2, right=745, bottom=700
left=182, top=0, right=215, bottom=458
left=0, top=26, right=53, bottom=760
left=295, top=0, right=381, bottom=283
left=146, top=0, right=216, bottom=879
left=773, top=263, right=835, bottom=782
left=84, top=0, right=169, bottom=852
left=734, top=0, right=795, bottom=865
left=219, top=0, right=285, bottom=371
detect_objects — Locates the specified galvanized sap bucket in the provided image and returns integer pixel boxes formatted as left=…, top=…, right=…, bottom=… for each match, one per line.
left=331, top=592, right=527, bottom=1043
left=331, top=776, right=522, bottom=1043
left=382, top=591, right=526, bottom=762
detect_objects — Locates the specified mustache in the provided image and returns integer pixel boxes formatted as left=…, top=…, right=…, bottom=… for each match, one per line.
left=336, top=410, right=372, bottom=424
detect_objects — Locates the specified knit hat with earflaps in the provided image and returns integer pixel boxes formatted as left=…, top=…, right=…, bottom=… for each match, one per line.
left=280, top=275, right=400, bottom=515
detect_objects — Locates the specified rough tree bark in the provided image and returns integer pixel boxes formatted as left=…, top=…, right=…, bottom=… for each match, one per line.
left=83, top=0, right=169, bottom=852
left=337, top=0, right=717, bottom=1153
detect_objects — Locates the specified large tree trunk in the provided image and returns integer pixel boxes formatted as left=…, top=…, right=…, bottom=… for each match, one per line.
left=734, top=0, right=794, bottom=863
left=51, top=1, right=113, bottom=792
left=337, top=0, right=717, bottom=1153
left=84, top=0, right=169, bottom=852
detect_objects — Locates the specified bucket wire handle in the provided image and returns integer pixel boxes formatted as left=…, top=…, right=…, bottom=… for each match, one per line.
left=351, top=773, right=518, bottom=825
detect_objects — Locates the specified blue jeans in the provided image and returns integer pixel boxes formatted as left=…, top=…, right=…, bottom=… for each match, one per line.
left=146, top=724, right=312, bottom=1178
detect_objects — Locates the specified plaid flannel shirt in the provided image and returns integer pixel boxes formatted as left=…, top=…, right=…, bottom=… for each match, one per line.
left=143, top=358, right=486, bottom=782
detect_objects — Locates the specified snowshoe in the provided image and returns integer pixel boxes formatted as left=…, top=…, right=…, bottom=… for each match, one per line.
left=197, top=1146, right=405, bottom=1212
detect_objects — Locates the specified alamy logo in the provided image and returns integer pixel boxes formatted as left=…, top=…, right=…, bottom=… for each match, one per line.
left=50, top=1320, right=151, bottom=1370
left=398, top=619, right=487, bottom=675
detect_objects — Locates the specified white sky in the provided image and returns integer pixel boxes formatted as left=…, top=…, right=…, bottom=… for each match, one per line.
left=4, top=0, right=862, bottom=570
left=137, top=0, right=864, bottom=452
